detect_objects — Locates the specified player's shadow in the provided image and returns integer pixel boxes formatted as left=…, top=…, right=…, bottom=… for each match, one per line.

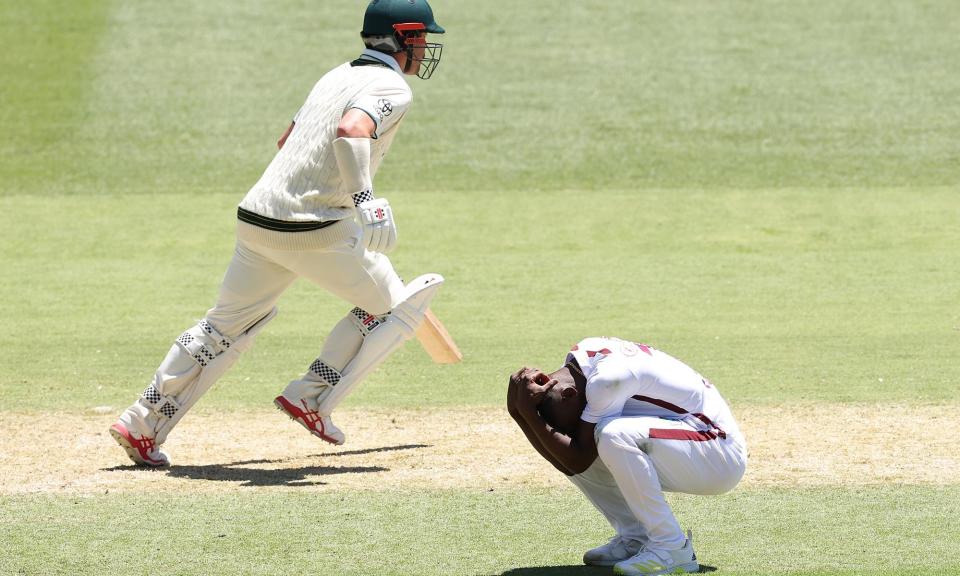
left=498, top=565, right=716, bottom=575
left=161, top=462, right=387, bottom=487
left=103, top=443, right=429, bottom=487
left=497, top=567, right=610, bottom=576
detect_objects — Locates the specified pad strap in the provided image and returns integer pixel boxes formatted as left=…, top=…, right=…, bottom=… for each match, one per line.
left=176, top=319, right=234, bottom=367
left=141, top=384, right=182, bottom=419
left=200, top=319, right=233, bottom=349
left=349, top=307, right=386, bottom=335
left=309, top=359, right=342, bottom=387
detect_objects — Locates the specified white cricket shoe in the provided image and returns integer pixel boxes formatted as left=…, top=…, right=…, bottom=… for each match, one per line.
left=614, top=531, right=698, bottom=575
left=273, top=395, right=345, bottom=445
left=583, top=536, right=645, bottom=566
left=109, top=422, right=170, bottom=467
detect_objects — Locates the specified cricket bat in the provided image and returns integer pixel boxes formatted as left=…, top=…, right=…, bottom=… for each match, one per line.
left=416, top=308, right=462, bottom=364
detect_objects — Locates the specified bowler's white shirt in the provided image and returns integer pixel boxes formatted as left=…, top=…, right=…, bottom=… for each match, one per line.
left=567, top=337, right=743, bottom=441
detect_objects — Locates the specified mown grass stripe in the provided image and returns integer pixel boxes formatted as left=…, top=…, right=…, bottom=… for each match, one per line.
left=1, top=486, right=956, bottom=576
left=0, top=0, right=113, bottom=196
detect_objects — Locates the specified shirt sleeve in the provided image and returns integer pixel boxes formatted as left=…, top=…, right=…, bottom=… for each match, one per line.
left=349, top=82, right=412, bottom=140
left=580, top=358, right=638, bottom=424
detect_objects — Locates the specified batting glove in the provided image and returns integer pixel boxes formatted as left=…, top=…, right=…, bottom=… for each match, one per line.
left=357, top=197, right=398, bottom=254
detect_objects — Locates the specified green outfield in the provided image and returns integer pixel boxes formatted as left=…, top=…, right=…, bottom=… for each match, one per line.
left=1, top=1, right=958, bottom=575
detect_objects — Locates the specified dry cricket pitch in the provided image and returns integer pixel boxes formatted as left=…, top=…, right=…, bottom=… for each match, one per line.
left=1, top=403, right=957, bottom=494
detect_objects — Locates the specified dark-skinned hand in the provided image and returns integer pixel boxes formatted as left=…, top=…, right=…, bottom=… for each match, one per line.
left=508, top=366, right=557, bottom=417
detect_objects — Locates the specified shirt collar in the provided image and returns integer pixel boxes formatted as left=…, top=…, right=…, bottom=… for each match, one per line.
left=359, top=49, right=402, bottom=74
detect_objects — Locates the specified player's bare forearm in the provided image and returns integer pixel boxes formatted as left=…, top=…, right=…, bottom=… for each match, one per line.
left=507, top=370, right=573, bottom=474
left=517, top=407, right=596, bottom=475
left=508, top=407, right=574, bottom=475
left=508, top=366, right=597, bottom=475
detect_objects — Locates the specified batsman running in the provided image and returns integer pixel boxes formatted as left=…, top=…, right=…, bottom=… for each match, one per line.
left=110, top=0, right=447, bottom=466
left=508, top=337, right=748, bottom=576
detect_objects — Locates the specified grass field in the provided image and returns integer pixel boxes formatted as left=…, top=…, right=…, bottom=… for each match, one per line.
left=1, top=1, right=959, bottom=575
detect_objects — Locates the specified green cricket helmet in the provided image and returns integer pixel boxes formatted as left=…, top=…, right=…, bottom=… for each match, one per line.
left=361, top=0, right=445, bottom=79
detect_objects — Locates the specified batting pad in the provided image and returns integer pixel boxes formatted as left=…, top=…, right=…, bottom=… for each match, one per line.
left=141, top=308, right=278, bottom=444
left=317, top=273, right=443, bottom=415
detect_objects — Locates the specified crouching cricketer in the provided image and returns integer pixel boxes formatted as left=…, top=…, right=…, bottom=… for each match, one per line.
left=507, top=337, right=747, bottom=575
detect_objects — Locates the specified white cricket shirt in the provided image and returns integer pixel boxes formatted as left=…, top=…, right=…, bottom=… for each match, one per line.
left=239, top=50, right=412, bottom=225
left=567, top=337, right=744, bottom=442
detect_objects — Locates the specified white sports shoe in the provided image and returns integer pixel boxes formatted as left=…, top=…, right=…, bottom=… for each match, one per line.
left=613, top=530, right=698, bottom=575
left=583, top=536, right=645, bottom=566
left=109, top=422, right=170, bottom=467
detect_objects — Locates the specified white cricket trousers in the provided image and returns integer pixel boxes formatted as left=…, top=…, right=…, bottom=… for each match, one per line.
left=568, top=456, right=649, bottom=544
left=576, top=416, right=747, bottom=550
left=209, top=221, right=405, bottom=338
left=126, top=220, right=407, bottom=444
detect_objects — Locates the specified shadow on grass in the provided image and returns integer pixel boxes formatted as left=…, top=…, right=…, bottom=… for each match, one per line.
left=160, top=462, right=388, bottom=487
left=226, top=443, right=431, bottom=465
left=322, top=443, right=431, bottom=457
left=102, top=443, right=430, bottom=487
left=498, top=565, right=716, bottom=575
left=497, top=567, right=609, bottom=576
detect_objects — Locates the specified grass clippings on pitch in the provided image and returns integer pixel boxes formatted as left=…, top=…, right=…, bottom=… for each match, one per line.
left=2, top=403, right=957, bottom=495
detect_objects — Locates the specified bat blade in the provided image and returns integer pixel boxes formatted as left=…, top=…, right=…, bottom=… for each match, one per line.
left=416, top=308, right=462, bottom=364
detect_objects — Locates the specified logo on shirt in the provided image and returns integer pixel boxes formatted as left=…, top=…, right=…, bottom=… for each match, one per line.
left=621, top=341, right=654, bottom=357
left=376, top=99, right=394, bottom=118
